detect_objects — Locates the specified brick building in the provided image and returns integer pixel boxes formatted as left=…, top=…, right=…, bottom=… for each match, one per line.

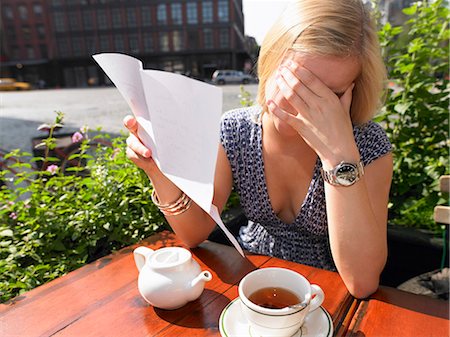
left=0, top=0, right=252, bottom=88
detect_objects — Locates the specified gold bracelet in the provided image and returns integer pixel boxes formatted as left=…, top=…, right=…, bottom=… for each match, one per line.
left=151, top=189, right=193, bottom=216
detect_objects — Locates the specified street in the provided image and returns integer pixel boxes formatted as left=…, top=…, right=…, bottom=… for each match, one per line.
left=0, top=84, right=258, bottom=153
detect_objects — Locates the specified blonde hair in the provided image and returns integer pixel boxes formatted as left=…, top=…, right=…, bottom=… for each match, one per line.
left=256, top=0, right=386, bottom=124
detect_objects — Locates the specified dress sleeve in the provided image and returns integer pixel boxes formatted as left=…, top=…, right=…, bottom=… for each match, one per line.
left=220, top=110, right=240, bottom=170
left=354, top=121, right=392, bottom=166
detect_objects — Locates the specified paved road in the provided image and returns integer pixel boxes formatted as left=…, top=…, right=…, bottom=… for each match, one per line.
left=0, top=84, right=258, bottom=153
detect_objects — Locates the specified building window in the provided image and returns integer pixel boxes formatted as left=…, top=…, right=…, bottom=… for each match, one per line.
left=112, top=8, right=122, bottom=28
left=58, top=39, right=70, bottom=57
left=219, top=28, right=229, bottom=48
left=3, top=5, right=14, bottom=20
left=171, top=3, right=182, bottom=25
left=202, top=1, right=213, bottom=23
left=143, top=33, right=153, bottom=52
left=186, top=2, right=197, bottom=24
left=203, top=28, right=213, bottom=49
left=141, top=6, right=151, bottom=26
left=187, top=30, right=198, bottom=49
left=129, top=34, right=139, bottom=53
left=36, top=25, right=46, bottom=39
left=159, top=32, right=169, bottom=52
left=85, top=36, right=96, bottom=54
left=22, top=26, right=32, bottom=41
left=33, top=4, right=43, bottom=17
left=172, top=30, right=183, bottom=51
left=127, top=8, right=137, bottom=27
left=97, top=10, right=108, bottom=29
left=83, top=10, right=93, bottom=30
left=72, top=37, right=84, bottom=56
left=26, top=46, right=35, bottom=59
left=69, top=12, right=80, bottom=31
left=7, top=27, right=16, bottom=41
left=40, top=44, right=48, bottom=58
left=18, top=5, right=28, bottom=20
left=114, top=35, right=125, bottom=52
left=99, top=36, right=110, bottom=51
left=157, top=4, right=167, bottom=25
left=53, top=12, right=66, bottom=32
left=12, top=46, right=20, bottom=60
left=218, top=0, right=229, bottom=23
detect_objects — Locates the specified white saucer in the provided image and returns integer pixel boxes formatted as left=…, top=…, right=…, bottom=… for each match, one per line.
left=219, top=298, right=333, bottom=337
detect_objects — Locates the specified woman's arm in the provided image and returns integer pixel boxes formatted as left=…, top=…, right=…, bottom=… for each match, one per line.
left=325, top=154, right=392, bottom=298
left=268, top=62, right=393, bottom=298
left=124, top=116, right=234, bottom=247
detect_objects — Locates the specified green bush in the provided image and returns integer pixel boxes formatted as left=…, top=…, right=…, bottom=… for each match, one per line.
left=375, top=0, right=449, bottom=232
left=0, top=113, right=167, bottom=302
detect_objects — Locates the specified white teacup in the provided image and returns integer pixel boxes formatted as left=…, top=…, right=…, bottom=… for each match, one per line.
left=238, top=267, right=325, bottom=337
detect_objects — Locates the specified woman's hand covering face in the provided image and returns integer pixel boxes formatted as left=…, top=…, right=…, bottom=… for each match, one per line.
left=267, top=58, right=359, bottom=167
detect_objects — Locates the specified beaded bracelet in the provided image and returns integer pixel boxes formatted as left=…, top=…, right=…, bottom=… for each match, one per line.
left=151, top=189, right=193, bottom=216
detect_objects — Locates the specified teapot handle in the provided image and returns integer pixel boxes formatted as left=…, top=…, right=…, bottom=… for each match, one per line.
left=133, top=246, right=154, bottom=272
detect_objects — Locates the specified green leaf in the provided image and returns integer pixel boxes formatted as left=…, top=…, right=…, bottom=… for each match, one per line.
left=391, top=26, right=403, bottom=36
left=0, top=229, right=13, bottom=237
left=402, top=5, right=417, bottom=16
left=394, top=102, right=412, bottom=114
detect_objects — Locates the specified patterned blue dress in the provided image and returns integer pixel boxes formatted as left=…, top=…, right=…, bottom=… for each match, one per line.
left=220, top=105, right=392, bottom=271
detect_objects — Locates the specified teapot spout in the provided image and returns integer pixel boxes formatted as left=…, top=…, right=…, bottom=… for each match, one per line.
left=191, top=271, right=212, bottom=288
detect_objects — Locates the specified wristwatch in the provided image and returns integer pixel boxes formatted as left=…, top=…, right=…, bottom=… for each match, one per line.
left=321, top=161, right=364, bottom=187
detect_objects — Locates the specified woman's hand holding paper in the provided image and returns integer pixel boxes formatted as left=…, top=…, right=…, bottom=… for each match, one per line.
left=123, top=115, right=160, bottom=175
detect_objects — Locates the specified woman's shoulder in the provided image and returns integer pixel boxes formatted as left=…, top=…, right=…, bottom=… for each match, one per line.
left=221, top=105, right=262, bottom=128
left=353, top=120, right=392, bottom=165
left=353, top=120, right=390, bottom=141
left=220, top=105, right=261, bottom=154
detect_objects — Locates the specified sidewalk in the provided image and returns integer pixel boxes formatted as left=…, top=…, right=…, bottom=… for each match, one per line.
left=0, top=85, right=258, bottom=153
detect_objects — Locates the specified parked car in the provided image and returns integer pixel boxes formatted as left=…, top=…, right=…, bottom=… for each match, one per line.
left=211, top=70, right=255, bottom=85
left=0, top=78, right=31, bottom=91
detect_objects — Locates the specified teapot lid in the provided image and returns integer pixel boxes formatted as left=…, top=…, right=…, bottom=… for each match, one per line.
left=150, top=247, right=191, bottom=269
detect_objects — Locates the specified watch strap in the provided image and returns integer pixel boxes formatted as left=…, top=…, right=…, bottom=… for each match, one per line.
left=321, top=160, right=364, bottom=187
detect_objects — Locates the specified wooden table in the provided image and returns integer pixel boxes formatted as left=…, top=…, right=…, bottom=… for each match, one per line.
left=1, top=230, right=448, bottom=336
left=345, top=286, right=449, bottom=337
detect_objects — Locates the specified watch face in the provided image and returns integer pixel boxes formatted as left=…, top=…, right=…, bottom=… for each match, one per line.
left=335, top=163, right=358, bottom=186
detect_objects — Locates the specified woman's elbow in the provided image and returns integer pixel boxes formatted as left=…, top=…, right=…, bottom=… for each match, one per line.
left=183, top=237, right=206, bottom=249
left=347, top=278, right=380, bottom=299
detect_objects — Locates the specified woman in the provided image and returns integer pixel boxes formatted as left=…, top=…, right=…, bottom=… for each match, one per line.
left=124, top=0, right=393, bottom=298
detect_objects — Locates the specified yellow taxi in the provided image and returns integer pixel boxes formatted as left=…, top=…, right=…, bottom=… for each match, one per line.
left=0, top=78, right=31, bottom=91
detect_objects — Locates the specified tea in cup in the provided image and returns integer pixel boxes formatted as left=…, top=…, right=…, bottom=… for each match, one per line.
left=238, top=267, right=324, bottom=337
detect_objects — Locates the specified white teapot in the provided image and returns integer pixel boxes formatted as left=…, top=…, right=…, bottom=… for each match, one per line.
left=134, top=246, right=212, bottom=310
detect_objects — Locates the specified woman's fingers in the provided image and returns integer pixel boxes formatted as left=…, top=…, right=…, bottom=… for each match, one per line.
left=126, top=146, right=140, bottom=163
left=276, top=68, right=309, bottom=113
left=340, top=83, right=355, bottom=114
left=123, top=115, right=138, bottom=135
left=267, top=100, right=303, bottom=131
left=126, top=133, right=151, bottom=158
left=124, top=115, right=151, bottom=158
left=285, top=61, right=331, bottom=99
